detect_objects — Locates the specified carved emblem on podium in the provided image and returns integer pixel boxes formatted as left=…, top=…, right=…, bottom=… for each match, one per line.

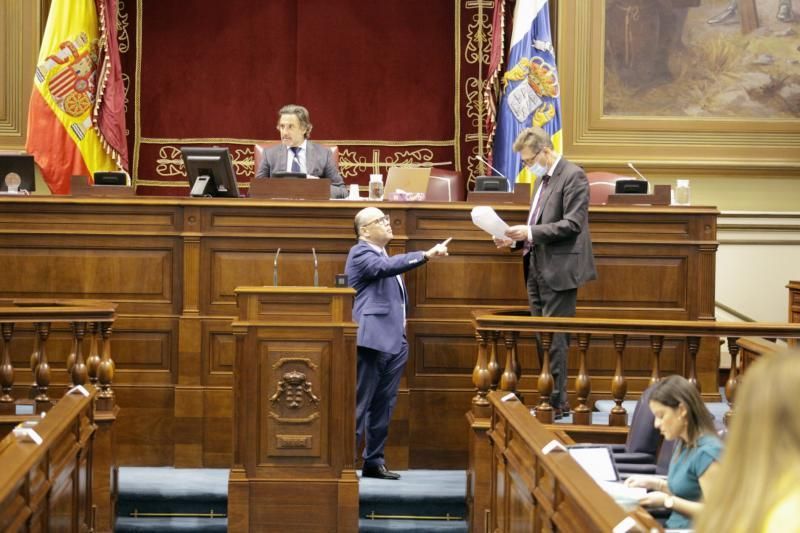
left=269, top=369, right=320, bottom=409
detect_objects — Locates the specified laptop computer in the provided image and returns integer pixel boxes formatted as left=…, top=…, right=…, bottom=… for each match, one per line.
left=568, top=445, right=647, bottom=502
left=384, top=167, right=431, bottom=194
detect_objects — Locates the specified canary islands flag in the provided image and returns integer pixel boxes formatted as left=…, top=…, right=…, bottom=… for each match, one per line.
left=26, top=0, right=128, bottom=194
left=492, top=0, right=561, bottom=189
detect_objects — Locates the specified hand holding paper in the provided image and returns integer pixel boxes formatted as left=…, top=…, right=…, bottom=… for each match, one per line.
left=470, top=206, right=509, bottom=239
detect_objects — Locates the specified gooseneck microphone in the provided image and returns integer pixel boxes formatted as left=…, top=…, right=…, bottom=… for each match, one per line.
left=273, top=248, right=281, bottom=287
left=474, top=155, right=507, bottom=178
left=627, top=162, right=649, bottom=181
left=312, top=248, right=319, bottom=287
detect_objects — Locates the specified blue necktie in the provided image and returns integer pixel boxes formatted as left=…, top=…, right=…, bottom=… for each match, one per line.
left=290, top=147, right=302, bottom=173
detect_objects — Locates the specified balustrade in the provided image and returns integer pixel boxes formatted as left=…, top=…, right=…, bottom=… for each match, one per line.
left=0, top=300, right=116, bottom=415
left=471, top=311, right=800, bottom=426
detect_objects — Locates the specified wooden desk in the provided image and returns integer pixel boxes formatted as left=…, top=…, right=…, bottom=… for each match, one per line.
left=0, top=197, right=718, bottom=468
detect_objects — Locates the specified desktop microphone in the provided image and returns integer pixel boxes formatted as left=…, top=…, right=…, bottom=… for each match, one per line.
left=474, top=155, right=507, bottom=178
left=312, top=248, right=319, bottom=287
left=627, top=162, right=649, bottom=181
left=273, top=248, right=281, bottom=287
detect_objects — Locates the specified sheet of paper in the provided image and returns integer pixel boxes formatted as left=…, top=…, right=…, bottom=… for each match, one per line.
left=598, top=481, right=647, bottom=501
left=470, top=206, right=509, bottom=238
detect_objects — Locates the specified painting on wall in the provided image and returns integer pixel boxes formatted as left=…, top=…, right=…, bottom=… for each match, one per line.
left=603, top=0, right=800, bottom=118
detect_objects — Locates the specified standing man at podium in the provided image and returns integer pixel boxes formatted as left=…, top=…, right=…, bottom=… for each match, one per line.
left=346, top=207, right=449, bottom=479
left=254, top=104, right=347, bottom=198
left=494, top=126, right=596, bottom=420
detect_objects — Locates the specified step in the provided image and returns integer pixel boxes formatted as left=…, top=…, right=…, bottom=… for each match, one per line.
left=117, top=467, right=228, bottom=517
left=359, top=518, right=468, bottom=533
left=115, top=516, right=227, bottom=532
left=359, top=470, right=466, bottom=520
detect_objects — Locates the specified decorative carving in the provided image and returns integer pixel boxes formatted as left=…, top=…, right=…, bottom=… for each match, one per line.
left=268, top=412, right=320, bottom=424
left=272, top=357, right=318, bottom=370
left=270, top=370, right=320, bottom=408
left=276, top=434, right=312, bottom=449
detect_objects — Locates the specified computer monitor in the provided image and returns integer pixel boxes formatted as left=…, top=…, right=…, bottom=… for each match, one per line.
left=0, top=153, right=36, bottom=193
left=180, top=146, right=240, bottom=198
left=474, top=176, right=509, bottom=192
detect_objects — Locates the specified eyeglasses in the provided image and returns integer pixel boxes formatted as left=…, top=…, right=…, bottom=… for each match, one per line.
left=362, top=214, right=390, bottom=228
left=521, top=148, right=544, bottom=167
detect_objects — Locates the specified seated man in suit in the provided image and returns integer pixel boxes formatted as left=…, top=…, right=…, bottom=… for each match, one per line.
left=254, top=104, right=347, bottom=199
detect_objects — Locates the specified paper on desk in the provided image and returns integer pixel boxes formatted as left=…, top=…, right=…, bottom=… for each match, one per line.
left=470, top=206, right=509, bottom=238
left=598, top=481, right=648, bottom=501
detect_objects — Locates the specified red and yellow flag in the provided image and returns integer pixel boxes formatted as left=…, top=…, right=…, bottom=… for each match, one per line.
left=26, top=0, right=128, bottom=194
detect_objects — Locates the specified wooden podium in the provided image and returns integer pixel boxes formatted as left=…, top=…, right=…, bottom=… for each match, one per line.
left=228, top=286, right=359, bottom=532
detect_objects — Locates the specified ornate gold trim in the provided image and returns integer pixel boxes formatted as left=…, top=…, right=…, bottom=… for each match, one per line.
left=559, top=0, right=800, bottom=175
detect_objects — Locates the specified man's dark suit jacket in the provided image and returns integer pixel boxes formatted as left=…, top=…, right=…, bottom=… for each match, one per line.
left=525, top=157, right=596, bottom=291
left=345, top=240, right=427, bottom=355
left=254, top=141, right=347, bottom=199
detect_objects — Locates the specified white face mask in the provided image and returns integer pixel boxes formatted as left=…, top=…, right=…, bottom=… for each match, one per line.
left=528, top=162, right=547, bottom=179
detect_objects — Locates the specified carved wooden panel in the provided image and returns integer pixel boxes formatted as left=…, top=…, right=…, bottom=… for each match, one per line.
left=259, top=341, right=329, bottom=463
left=0, top=237, right=177, bottom=314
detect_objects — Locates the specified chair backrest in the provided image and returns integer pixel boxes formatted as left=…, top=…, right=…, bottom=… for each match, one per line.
left=427, top=168, right=465, bottom=202
left=253, top=142, right=339, bottom=175
left=586, top=171, right=631, bottom=205
left=625, top=384, right=662, bottom=455
left=655, top=438, right=676, bottom=475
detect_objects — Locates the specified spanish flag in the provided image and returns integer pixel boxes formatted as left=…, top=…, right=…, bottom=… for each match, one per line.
left=26, top=0, right=128, bottom=194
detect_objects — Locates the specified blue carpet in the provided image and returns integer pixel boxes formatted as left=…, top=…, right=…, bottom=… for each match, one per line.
left=359, top=470, right=466, bottom=520
left=116, top=517, right=227, bottom=532
left=116, top=467, right=228, bottom=532
left=359, top=518, right=468, bottom=532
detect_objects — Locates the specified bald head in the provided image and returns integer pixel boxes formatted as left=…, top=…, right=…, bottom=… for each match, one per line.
left=354, top=207, right=392, bottom=245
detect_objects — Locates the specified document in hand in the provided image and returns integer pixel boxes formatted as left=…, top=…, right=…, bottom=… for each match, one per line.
left=470, top=206, right=510, bottom=239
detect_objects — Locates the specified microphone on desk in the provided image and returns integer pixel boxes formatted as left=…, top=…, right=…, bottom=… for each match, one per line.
left=473, top=155, right=507, bottom=178
left=273, top=248, right=281, bottom=287
left=626, top=162, right=649, bottom=181
left=312, top=248, right=319, bottom=287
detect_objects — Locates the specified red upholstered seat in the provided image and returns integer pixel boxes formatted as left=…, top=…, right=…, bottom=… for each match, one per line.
left=426, top=168, right=465, bottom=202
left=586, top=171, right=631, bottom=205
left=253, top=142, right=339, bottom=176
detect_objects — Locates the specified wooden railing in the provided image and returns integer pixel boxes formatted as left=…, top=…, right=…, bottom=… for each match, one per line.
left=0, top=300, right=117, bottom=414
left=0, top=300, right=118, bottom=532
left=0, top=384, right=96, bottom=532
left=485, top=391, right=660, bottom=533
left=471, top=311, right=800, bottom=425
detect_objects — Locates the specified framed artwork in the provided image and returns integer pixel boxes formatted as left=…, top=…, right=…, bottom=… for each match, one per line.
left=558, top=0, right=800, bottom=177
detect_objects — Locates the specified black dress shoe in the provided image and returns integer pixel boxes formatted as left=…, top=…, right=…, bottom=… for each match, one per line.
left=362, top=464, right=401, bottom=480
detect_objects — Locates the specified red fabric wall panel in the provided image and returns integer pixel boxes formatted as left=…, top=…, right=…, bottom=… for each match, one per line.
left=294, top=0, right=455, bottom=140
left=137, top=0, right=454, bottom=141
left=124, top=0, right=491, bottom=194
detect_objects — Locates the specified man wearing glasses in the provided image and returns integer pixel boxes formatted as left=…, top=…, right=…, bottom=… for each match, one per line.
left=345, top=207, right=449, bottom=479
left=494, top=126, right=597, bottom=420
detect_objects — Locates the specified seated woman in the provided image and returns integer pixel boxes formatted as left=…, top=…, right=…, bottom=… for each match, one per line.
left=624, top=375, right=722, bottom=529
left=695, top=351, right=800, bottom=533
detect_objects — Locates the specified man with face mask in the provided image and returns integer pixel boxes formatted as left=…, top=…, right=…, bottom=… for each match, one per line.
left=493, top=126, right=597, bottom=420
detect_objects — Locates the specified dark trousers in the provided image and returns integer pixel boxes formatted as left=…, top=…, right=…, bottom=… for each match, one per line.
left=355, top=341, right=408, bottom=468
left=526, top=253, right=577, bottom=408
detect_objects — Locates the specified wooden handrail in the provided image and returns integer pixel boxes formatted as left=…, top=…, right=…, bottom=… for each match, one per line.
left=0, top=385, right=96, bottom=530
left=487, top=391, right=660, bottom=532
left=471, top=310, right=800, bottom=424
left=0, top=300, right=117, bottom=413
